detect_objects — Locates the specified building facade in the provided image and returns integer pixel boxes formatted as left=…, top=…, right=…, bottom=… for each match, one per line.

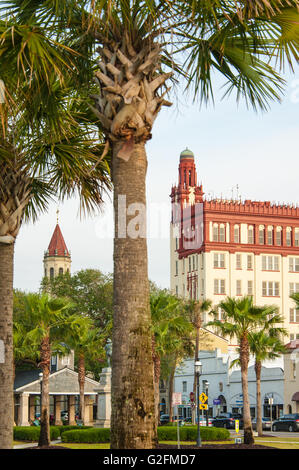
left=283, top=339, right=299, bottom=414
left=174, top=349, right=284, bottom=420
left=170, top=149, right=299, bottom=342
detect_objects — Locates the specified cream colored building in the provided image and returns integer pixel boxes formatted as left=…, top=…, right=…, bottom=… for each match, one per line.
left=283, top=339, right=299, bottom=414
left=170, top=149, right=299, bottom=343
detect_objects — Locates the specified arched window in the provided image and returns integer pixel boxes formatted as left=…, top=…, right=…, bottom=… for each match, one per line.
left=213, top=223, right=219, bottom=242
left=248, top=225, right=254, bottom=244
left=276, top=226, right=282, bottom=246
left=219, top=224, right=225, bottom=242
left=267, top=226, right=273, bottom=245
left=286, top=227, right=292, bottom=247
left=50, top=267, right=54, bottom=279
left=234, top=225, right=240, bottom=243
left=59, top=267, right=63, bottom=275
left=259, top=225, right=265, bottom=245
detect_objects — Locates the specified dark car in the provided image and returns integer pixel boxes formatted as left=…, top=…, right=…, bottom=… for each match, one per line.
left=212, top=413, right=243, bottom=429
left=159, top=414, right=170, bottom=425
left=272, top=414, right=299, bottom=432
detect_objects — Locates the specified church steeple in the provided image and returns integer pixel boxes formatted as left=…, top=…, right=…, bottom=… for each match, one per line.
left=43, top=217, right=71, bottom=279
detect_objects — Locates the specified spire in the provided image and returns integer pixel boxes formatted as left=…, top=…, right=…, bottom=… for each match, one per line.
left=46, top=223, right=70, bottom=258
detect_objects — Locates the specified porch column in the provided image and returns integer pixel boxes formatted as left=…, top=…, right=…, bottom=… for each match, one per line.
left=29, top=395, right=35, bottom=423
left=68, top=395, right=76, bottom=425
left=84, top=396, right=93, bottom=426
left=18, top=392, right=30, bottom=426
left=54, top=395, right=62, bottom=425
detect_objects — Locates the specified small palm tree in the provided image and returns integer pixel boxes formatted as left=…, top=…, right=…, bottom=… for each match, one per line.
left=66, top=318, right=105, bottom=424
left=249, top=326, right=287, bottom=436
left=22, top=293, right=86, bottom=447
left=207, top=296, right=275, bottom=444
left=150, top=290, right=193, bottom=426
left=185, top=299, right=212, bottom=424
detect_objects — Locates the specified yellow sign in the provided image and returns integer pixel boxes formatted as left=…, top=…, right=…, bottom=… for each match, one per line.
left=199, top=404, right=208, bottom=410
left=199, top=392, right=208, bottom=403
left=235, top=420, right=239, bottom=433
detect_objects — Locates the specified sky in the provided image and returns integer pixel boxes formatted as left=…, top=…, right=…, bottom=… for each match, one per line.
left=14, top=65, right=299, bottom=293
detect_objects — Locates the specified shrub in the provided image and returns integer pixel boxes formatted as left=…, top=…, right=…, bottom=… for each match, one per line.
left=157, top=425, right=230, bottom=442
left=61, top=428, right=110, bottom=443
left=61, top=425, right=229, bottom=444
left=13, top=426, right=60, bottom=442
left=56, top=425, right=92, bottom=436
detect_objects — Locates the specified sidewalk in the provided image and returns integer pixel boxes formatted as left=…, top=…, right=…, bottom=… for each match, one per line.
left=13, top=439, right=61, bottom=449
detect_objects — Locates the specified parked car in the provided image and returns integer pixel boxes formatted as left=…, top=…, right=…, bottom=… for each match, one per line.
left=159, top=414, right=170, bottom=425
left=251, top=417, right=272, bottom=431
left=212, top=413, right=243, bottom=429
left=272, top=414, right=299, bottom=432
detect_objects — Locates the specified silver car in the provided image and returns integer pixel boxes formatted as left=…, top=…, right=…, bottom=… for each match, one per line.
left=251, top=417, right=272, bottom=430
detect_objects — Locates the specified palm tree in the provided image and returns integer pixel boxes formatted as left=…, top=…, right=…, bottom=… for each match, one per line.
left=22, top=293, right=87, bottom=447
left=185, top=299, right=212, bottom=424
left=0, top=41, right=111, bottom=449
left=207, top=296, right=277, bottom=444
left=150, top=290, right=193, bottom=426
left=249, top=326, right=286, bottom=436
left=4, top=0, right=299, bottom=448
left=65, top=318, right=105, bottom=424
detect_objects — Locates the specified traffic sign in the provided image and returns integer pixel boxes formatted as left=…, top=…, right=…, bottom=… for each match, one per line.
left=199, top=404, right=208, bottom=410
left=199, top=392, right=208, bottom=403
left=190, top=392, right=195, bottom=402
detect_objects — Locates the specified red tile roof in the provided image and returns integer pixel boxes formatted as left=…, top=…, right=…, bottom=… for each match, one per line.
left=46, top=224, right=70, bottom=257
left=285, top=339, right=299, bottom=350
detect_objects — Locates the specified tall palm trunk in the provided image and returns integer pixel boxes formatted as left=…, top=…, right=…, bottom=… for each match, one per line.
left=240, top=334, right=254, bottom=445
left=0, top=242, right=14, bottom=448
left=255, top=360, right=262, bottom=437
left=152, top=336, right=161, bottom=426
left=111, top=141, right=156, bottom=449
left=168, top=365, right=175, bottom=423
left=38, top=336, right=51, bottom=447
left=78, top=352, right=85, bottom=424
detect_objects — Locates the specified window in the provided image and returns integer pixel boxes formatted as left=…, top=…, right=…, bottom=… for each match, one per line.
left=214, top=253, right=225, bottom=268
left=193, top=256, right=196, bottom=271
left=290, top=308, right=299, bottom=323
left=219, top=225, right=226, bottom=242
left=175, top=285, right=178, bottom=296
left=262, top=256, right=279, bottom=271
left=236, top=280, right=242, bottom=296
left=286, top=227, right=292, bottom=247
left=213, top=224, right=219, bottom=242
left=289, top=258, right=299, bottom=272
left=183, top=258, right=185, bottom=273
left=262, top=281, right=279, bottom=296
left=234, top=225, right=240, bottom=243
left=267, top=227, right=273, bottom=245
left=248, top=226, right=254, bottom=244
left=183, top=381, right=187, bottom=392
left=50, top=267, right=54, bottom=279
left=248, top=280, right=253, bottom=296
left=218, top=308, right=225, bottom=321
left=276, top=227, right=282, bottom=246
left=59, top=267, right=63, bottom=275
left=295, top=229, right=299, bottom=247
left=236, top=254, right=242, bottom=269
left=175, top=260, right=178, bottom=276
left=259, top=226, right=265, bottom=245
left=189, top=257, right=192, bottom=272
left=289, top=283, right=299, bottom=295
left=247, top=255, right=253, bottom=270
left=214, top=279, right=225, bottom=295
left=175, top=237, right=179, bottom=250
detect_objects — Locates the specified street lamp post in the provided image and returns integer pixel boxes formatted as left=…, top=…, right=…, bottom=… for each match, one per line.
left=204, top=380, right=209, bottom=427
left=195, top=360, right=202, bottom=447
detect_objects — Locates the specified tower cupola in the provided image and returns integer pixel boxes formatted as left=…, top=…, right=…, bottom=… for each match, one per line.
left=43, top=212, right=71, bottom=279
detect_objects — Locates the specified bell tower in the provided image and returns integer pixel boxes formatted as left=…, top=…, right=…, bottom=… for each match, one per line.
left=43, top=210, right=71, bottom=279
left=170, top=148, right=204, bottom=209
